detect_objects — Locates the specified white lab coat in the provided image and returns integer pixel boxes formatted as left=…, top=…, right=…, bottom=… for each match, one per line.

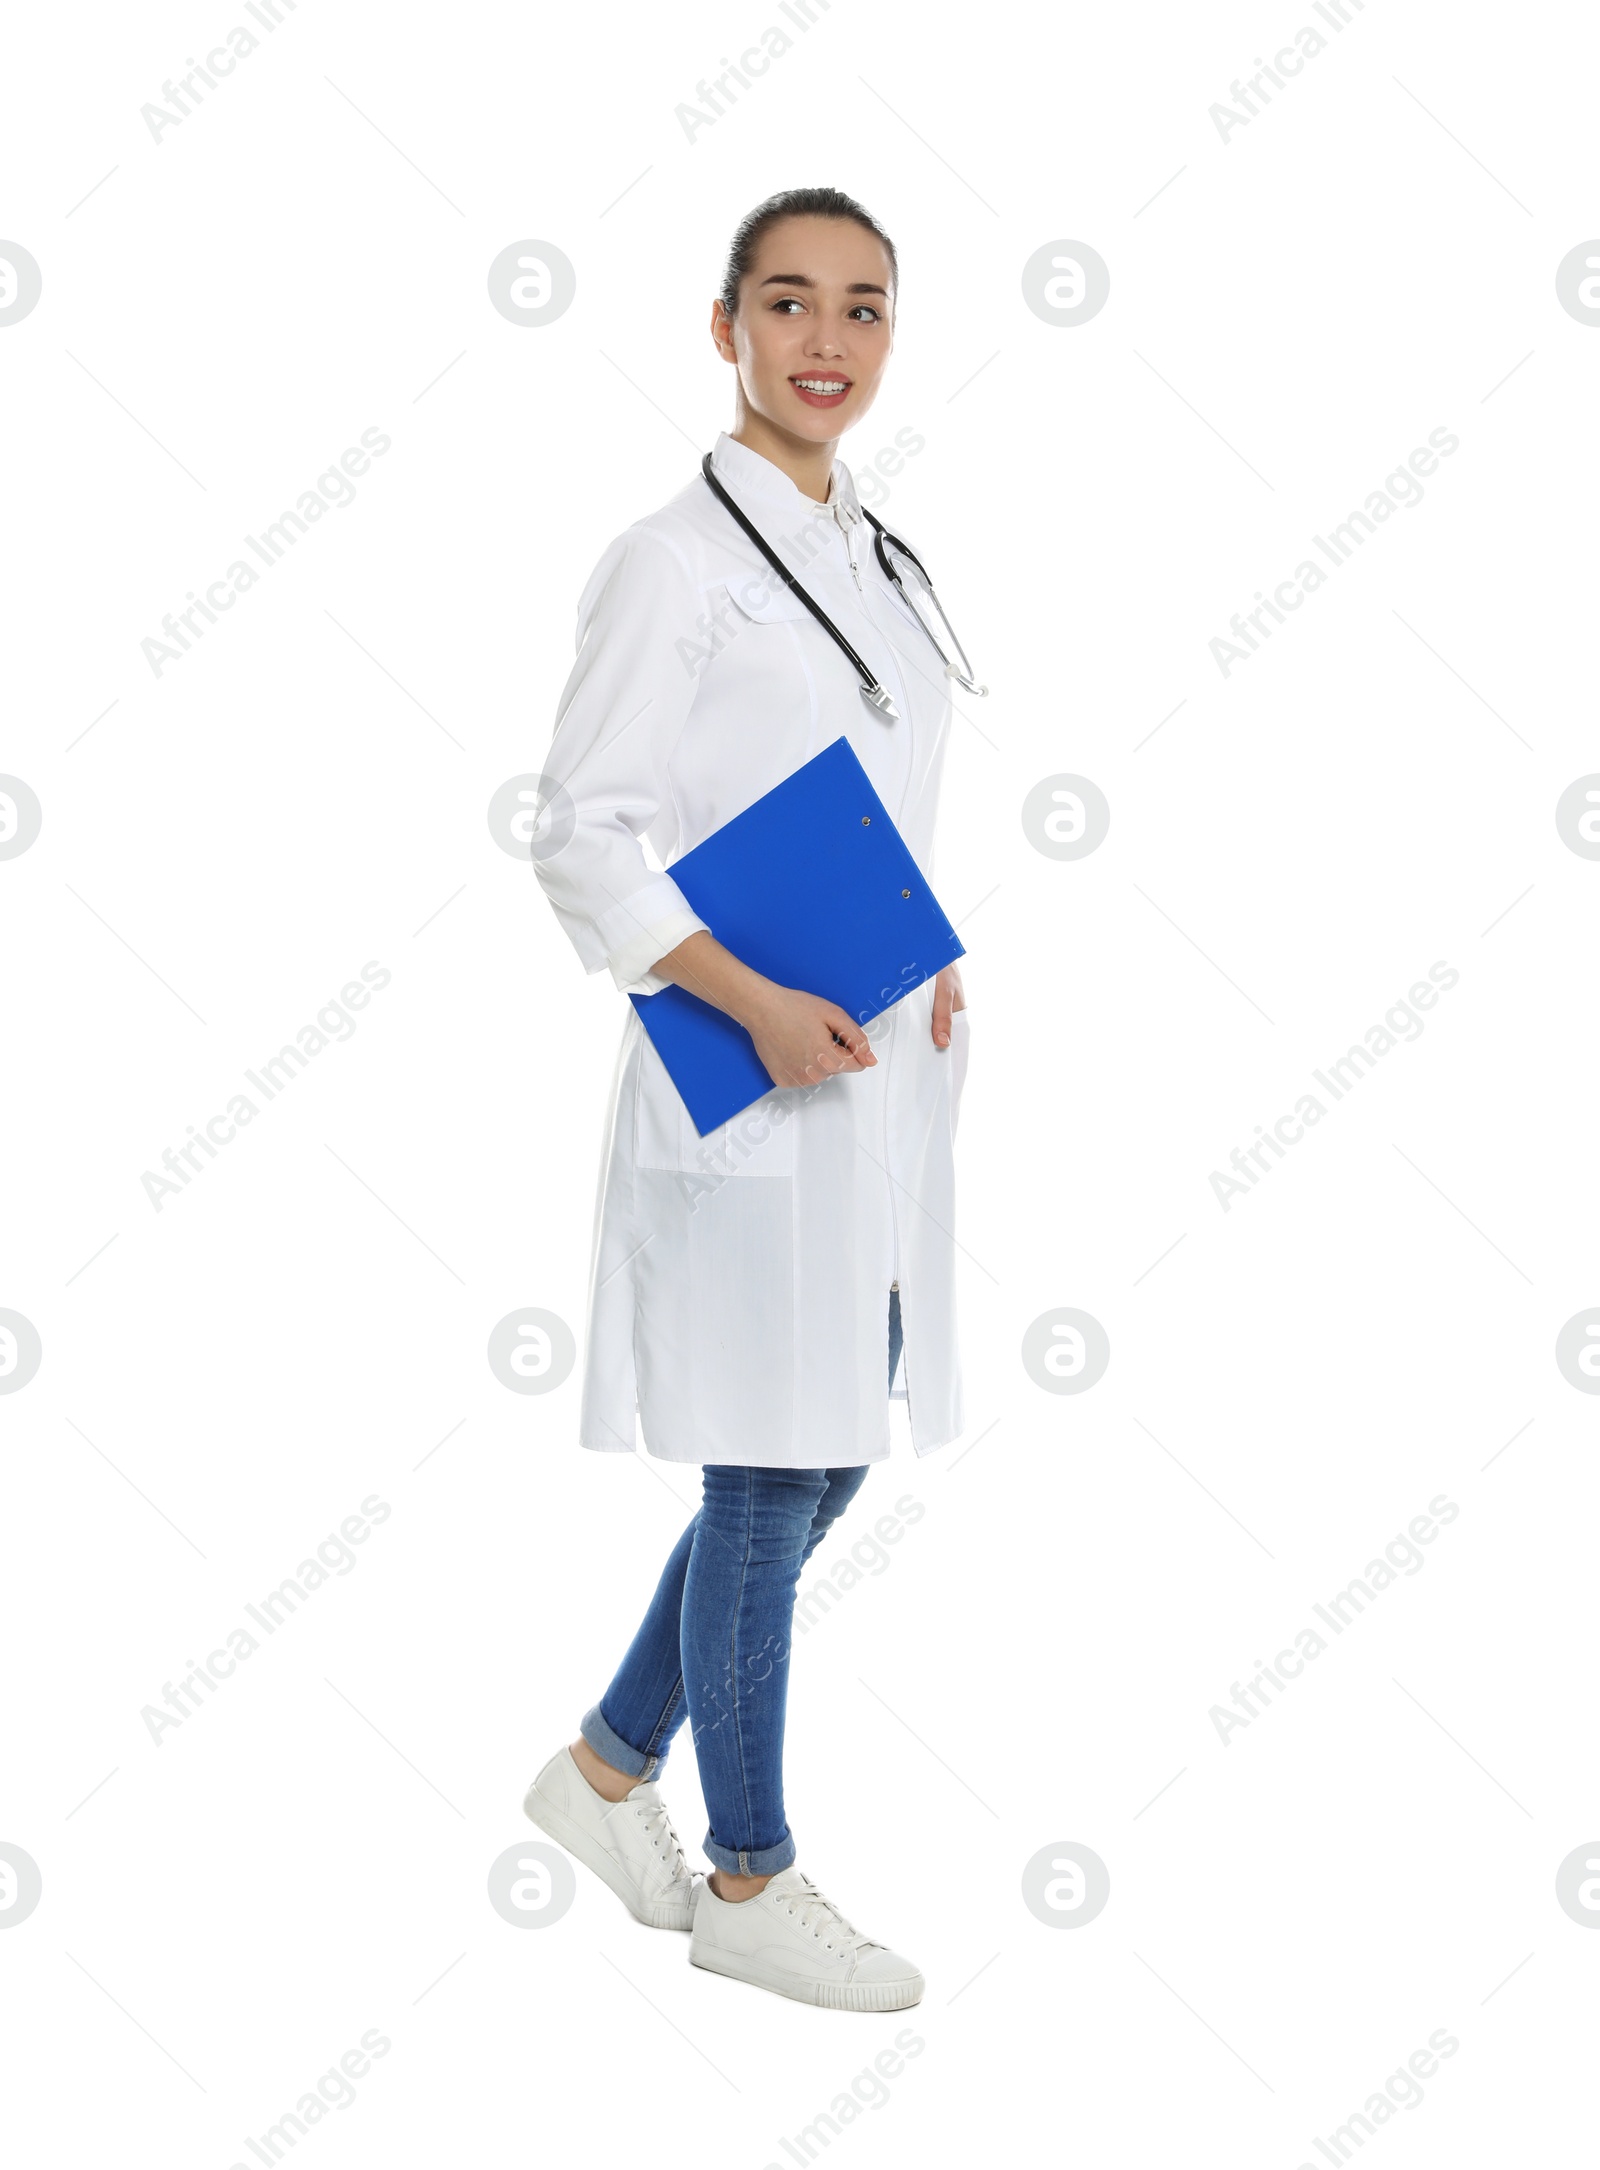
left=533, top=431, right=969, bottom=1467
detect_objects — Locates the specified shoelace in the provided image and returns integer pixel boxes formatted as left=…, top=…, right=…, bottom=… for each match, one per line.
left=782, top=1876, right=881, bottom=1955
left=632, top=1796, right=694, bottom=1888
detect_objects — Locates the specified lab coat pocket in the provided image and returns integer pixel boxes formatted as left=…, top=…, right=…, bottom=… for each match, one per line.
left=705, top=575, right=822, bottom=794
left=632, top=1015, right=795, bottom=1177
left=949, top=1007, right=971, bottom=1138
left=706, top=1090, right=798, bottom=1179
left=722, top=572, right=814, bottom=624
left=632, top=1020, right=695, bottom=1171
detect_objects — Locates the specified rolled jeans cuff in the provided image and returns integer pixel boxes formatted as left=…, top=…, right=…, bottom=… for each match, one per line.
left=579, top=1702, right=661, bottom=1781
left=701, top=1829, right=797, bottom=1877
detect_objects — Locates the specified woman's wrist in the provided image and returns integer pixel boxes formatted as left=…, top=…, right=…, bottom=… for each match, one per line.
left=723, top=966, right=783, bottom=1033
left=653, top=929, right=780, bottom=1031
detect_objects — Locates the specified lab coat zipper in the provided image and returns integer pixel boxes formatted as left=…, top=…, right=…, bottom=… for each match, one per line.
left=886, top=1013, right=912, bottom=1424
left=882, top=1003, right=902, bottom=1334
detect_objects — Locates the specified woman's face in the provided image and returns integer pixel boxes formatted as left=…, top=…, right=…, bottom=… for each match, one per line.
left=713, top=215, right=895, bottom=443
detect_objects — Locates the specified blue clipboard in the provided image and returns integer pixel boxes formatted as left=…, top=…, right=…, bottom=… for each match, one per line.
left=629, top=737, right=964, bottom=1136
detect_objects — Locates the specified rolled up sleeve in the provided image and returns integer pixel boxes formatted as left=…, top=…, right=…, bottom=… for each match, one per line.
left=531, top=525, right=711, bottom=996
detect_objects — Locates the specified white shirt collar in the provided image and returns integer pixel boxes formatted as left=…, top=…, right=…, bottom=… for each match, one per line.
left=709, top=430, right=865, bottom=534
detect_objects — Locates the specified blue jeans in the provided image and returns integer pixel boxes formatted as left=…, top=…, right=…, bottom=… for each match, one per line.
left=580, top=1289, right=903, bottom=1874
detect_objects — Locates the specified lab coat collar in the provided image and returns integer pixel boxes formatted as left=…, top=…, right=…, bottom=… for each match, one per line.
left=709, top=430, right=865, bottom=536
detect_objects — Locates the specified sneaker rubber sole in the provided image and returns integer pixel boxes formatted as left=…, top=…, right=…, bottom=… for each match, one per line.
left=688, top=1941, right=925, bottom=2010
left=521, top=1780, right=695, bottom=1931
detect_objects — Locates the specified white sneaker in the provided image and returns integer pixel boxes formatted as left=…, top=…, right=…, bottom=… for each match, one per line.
left=522, top=1746, right=701, bottom=1931
left=689, top=1866, right=925, bottom=2011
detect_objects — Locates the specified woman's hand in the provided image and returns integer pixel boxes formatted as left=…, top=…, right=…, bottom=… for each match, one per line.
left=931, top=964, right=966, bottom=1048
left=742, top=983, right=877, bottom=1090
left=650, top=930, right=959, bottom=1086
left=650, top=932, right=874, bottom=1088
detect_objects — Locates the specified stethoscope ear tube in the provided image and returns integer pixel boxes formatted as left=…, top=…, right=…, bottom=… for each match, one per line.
left=700, top=454, right=900, bottom=720
left=864, top=511, right=988, bottom=698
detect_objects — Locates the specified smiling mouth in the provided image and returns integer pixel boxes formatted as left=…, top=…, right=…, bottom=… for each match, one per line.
left=790, top=375, right=852, bottom=403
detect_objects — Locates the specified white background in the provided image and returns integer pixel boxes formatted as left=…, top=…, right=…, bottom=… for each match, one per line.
left=3, top=1, right=1598, bottom=2163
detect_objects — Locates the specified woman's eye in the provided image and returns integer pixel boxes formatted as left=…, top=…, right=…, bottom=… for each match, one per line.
left=769, top=297, right=884, bottom=322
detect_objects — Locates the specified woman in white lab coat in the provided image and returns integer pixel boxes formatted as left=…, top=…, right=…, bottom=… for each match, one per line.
left=524, top=188, right=971, bottom=2011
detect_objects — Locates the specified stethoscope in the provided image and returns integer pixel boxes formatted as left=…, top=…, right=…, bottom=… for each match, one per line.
left=700, top=452, right=987, bottom=722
